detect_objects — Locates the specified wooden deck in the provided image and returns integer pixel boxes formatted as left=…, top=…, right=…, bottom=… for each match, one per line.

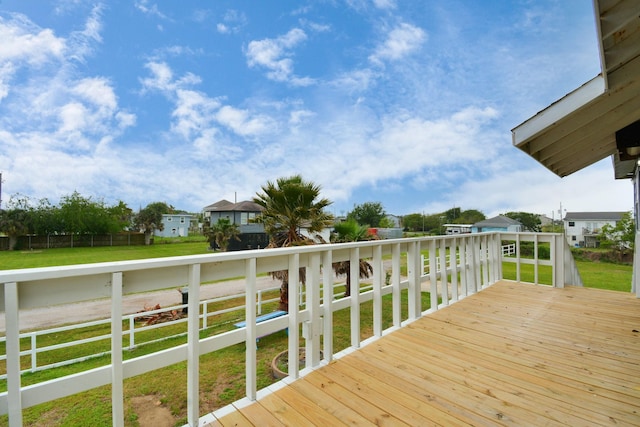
left=207, top=281, right=640, bottom=426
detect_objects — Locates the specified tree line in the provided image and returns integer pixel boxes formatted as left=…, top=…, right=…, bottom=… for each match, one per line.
left=0, top=192, right=177, bottom=249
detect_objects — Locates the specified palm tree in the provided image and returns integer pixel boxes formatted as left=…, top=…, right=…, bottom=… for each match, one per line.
left=209, top=218, right=241, bottom=251
left=331, top=219, right=374, bottom=297
left=254, top=175, right=334, bottom=311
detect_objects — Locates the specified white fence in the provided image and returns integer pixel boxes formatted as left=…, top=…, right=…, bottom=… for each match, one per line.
left=0, top=232, right=577, bottom=427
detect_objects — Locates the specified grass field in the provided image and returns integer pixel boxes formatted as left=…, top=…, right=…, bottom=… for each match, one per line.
left=0, top=241, right=211, bottom=270
left=0, top=241, right=633, bottom=426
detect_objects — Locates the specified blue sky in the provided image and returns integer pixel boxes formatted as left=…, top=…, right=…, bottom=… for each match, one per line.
left=0, top=0, right=633, bottom=219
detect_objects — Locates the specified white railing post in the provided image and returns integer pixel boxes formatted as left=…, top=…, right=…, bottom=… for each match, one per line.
left=288, top=253, right=300, bottom=379
left=553, top=234, right=565, bottom=288
left=480, top=235, right=488, bottom=288
left=391, top=243, right=402, bottom=327
left=428, top=239, right=438, bottom=311
left=515, top=234, right=521, bottom=283
left=349, top=247, right=361, bottom=349
left=322, top=250, right=334, bottom=362
left=495, top=233, right=501, bottom=282
left=407, top=241, right=422, bottom=318
left=187, top=263, right=201, bottom=426
left=30, top=335, right=37, bottom=373
left=5, top=281, right=22, bottom=427
left=372, top=245, right=383, bottom=337
left=129, top=317, right=135, bottom=350
left=439, top=238, right=449, bottom=306
left=111, top=272, right=124, bottom=427
left=202, top=301, right=208, bottom=329
left=244, top=258, right=257, bottom=400
left=305, top=253, right=321, bottom=368
left=450, top=238, right=459, bottom=302
left=459, top=237, right=468, bottom=296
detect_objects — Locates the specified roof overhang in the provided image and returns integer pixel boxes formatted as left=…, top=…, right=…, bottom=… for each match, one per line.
left=511, top=0, right=640, bottom=179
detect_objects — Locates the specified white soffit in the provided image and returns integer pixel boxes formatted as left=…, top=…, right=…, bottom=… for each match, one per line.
left=511, top=0, right=640, bottom=178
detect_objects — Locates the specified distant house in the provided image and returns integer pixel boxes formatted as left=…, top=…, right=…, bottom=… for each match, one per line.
left=155, top=213, right=193, bottom=238
left=472, top=216, right=522, bottom=233
left=204, top=200, right=267, bottom=250
left=563, top=211, right=626, bottom=248
left=202, top=199, right=234, bottom=221
left=444, top=224, right=472, bottom=235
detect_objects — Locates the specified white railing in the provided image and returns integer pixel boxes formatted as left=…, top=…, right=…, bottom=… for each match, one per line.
left=0, top=287, right=283, bottom=379
left=0, top=232, right=573, bottom=427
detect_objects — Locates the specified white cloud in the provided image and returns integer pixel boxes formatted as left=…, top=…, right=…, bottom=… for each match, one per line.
left=330, top=68, right=377, bottom=92
left=171, top=89, right=221, bottom=139
left=216, top=105, right=273, bottom=137
left=373, top=0, right=397, bottom=9
left=443, top=160, right=634, bottom=218
left=141, top=61, right=181, bottom=92
left=216, top=9, right=247, bottom=34
left=66, top=5, right=103, bottom=63
left=72, top=77, right=117, bottom=110
left=245, top=28, right=315, bottom=85
left=369, top=22, right=426, bottom=65
left=0, top=15, right=65, bottom=65
left=135, top=1, right=169, bottom=20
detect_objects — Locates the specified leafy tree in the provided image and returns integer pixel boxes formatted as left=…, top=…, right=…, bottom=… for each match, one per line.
left=28, top=198, right=62, bottom=235
left=424, top=213, right=446, bottom=234
left=209, top=218, right=240, bottom=251
left=108, top=201, right=134, bottom=231
left=0, top=195, right=30, bottom=250
left=443, top=207, right=462, bottom=223
left=254, top=175, right=334, bottom=311
left=133, top=202, right=172, bottom=245
left=457, top=209, right=486, bottom=225
left=378, top=216, right=395, bottom=228
left=599, top=211, right=634, bottom=255
left=331, top=219, right=374, bottom=297
left=504, top=211, right=541, bottom=232
left=57, top=191, right=127, bottom=235
left=347, top=202, right=385, bottom=227
left=401, top=213, right=424, bottom=232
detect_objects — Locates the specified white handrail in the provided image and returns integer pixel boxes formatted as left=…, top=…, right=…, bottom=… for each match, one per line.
left=0, top=232, right=569, bottom=426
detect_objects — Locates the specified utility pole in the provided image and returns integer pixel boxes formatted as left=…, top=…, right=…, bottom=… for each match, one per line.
left=0, top=172, right=3, bottom=210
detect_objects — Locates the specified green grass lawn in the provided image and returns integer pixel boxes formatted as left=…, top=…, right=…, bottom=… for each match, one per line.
left=0, top=242, right=212, bottom=270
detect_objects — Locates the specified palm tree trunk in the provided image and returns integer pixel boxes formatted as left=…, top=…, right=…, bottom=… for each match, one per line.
left=279, top=280, right=289, bottom=312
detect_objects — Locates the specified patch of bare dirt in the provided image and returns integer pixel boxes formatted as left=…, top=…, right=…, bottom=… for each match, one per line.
left=130, top=395, right=175, bottom=427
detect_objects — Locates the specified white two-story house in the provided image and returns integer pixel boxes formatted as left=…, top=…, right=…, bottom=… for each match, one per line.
left=563, top=211, right=625, bottom=248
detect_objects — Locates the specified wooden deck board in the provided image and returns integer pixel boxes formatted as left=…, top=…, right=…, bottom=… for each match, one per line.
left=208, top=281, right=640, bottom=426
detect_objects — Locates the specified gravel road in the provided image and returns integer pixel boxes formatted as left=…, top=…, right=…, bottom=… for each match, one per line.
left=0, top=275, right=283, bottom=333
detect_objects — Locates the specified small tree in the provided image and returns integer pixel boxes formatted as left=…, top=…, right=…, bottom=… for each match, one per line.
left=331, top=219, right=374, bottom=297
left=0, top=194, right=31, bottom=250
left=599, top=211, right=634, bottom=258
left=133, top=202, right=171, bottom=245
left=504, top=211, right=541, bottom=232
left=209, top=218, right=240, bottom=251
left=347, top=202, right=385, bottom=227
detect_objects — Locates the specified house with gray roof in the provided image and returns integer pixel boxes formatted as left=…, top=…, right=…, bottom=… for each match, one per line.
left=204, top=199, right=267, bottom=250
left=472, top=215, right=522, bottom=233
left=563, top=211, right=626, bottom=248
